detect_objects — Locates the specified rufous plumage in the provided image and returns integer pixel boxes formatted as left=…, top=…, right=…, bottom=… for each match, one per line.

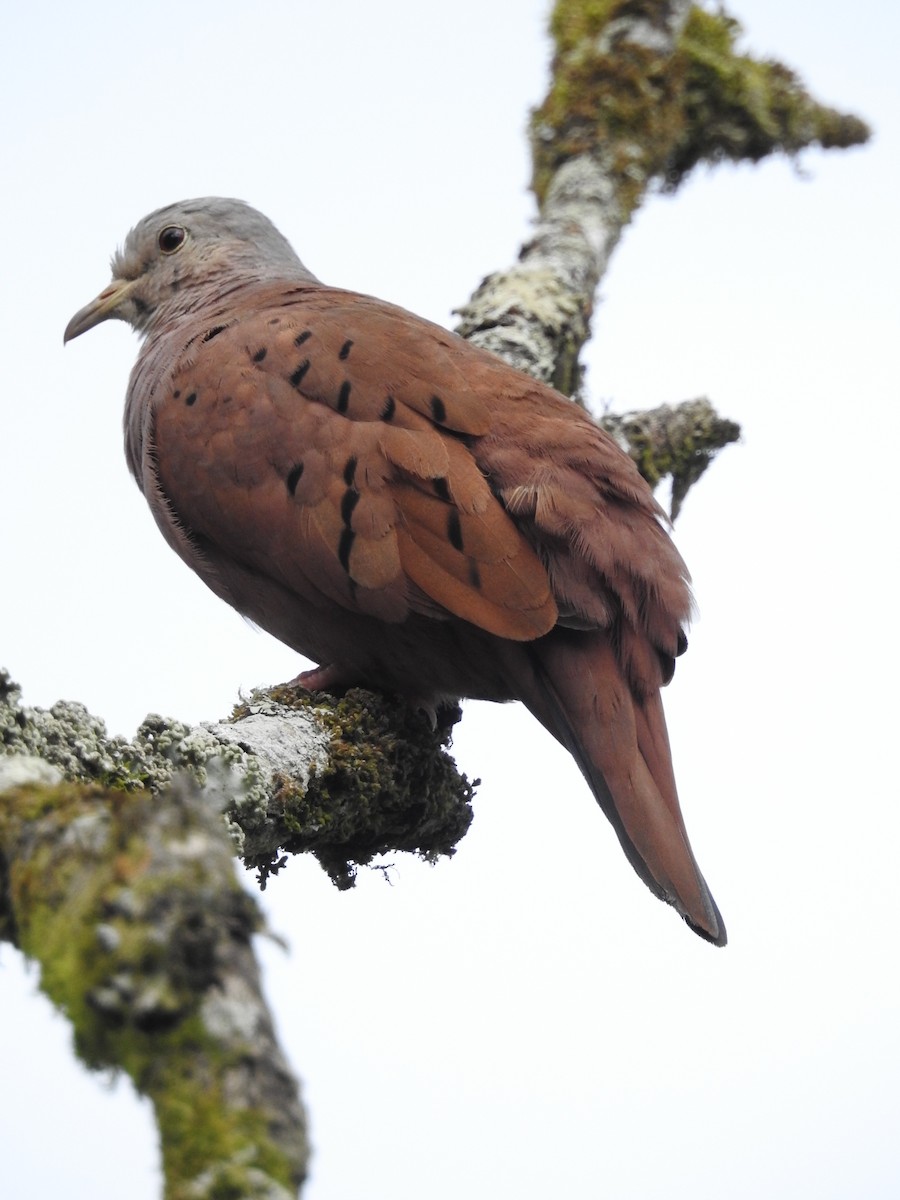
left=65, top=198, right=725, bottom=944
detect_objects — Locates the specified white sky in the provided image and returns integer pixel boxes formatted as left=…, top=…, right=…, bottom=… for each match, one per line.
left=2, top=2, right=898, bottom=1197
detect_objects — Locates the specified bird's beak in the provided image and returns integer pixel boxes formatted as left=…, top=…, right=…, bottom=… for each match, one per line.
left=64, top=277, right=136, bottom=343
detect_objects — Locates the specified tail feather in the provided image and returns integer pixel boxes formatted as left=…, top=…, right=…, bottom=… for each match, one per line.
left=517, top=634, right=726, bottom=946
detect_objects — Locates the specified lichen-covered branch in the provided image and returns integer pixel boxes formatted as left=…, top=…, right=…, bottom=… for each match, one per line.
left=1, top=668, right=474, bottom=1198
left=457, top=0, right=696, bottom=387
left=530, top=1, right=869, bottom=211
left=457, top=0, right=868, bottom=506
left=0, top=761, right=307, bottom=1200
left=668, top=6, right=870, bottom=187
left=220, top=687, right=473, bottom=890
left=604, top=397, right=741, bottom=518
left=0, top=672, right=474, bottom=890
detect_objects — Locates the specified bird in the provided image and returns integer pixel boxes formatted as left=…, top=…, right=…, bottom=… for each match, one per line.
left=64, top=197, right=726, bottom=945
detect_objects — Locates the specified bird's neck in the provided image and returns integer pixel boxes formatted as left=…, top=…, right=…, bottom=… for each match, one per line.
left=139, top=262, right=321, bottom=339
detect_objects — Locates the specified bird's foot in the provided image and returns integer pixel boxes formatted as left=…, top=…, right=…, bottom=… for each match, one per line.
left=410, top=698, right=438, bottom=730
left=288, top=665, right=454, bottom=733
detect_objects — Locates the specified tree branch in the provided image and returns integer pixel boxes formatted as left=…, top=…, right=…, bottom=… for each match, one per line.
left=3, top=5, right=871, bottom=1194
left=604, top=397, right=741, bottom=519
left=0, top=758, right=307, bottom=1199
left=458, top=0, right=868, bottom=502
left=0, top=672, right=474, bottom=890
left=0, top=669, right=474, bottom=1197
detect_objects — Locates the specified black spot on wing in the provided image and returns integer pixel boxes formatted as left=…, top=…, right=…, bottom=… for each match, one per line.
left=289, top=360, right=311, bottom=388
left=286, top=462, right=304, bottom=496
left=381, top=395, right=396, bottom=422
left=252, top=347, right=268, bottom=363
left=447, top=510, right=464, bottom=552
left=185, top=392, right=197, bottom=407
left=203, top=324, right=227, bottom=342
left=433, top=477, right=451, bottom=503
left=338, top=528, right=355, bottom=573
left=341, top=488, right=360, bottom=526
left=339, top=339, right=353, bottom=360
left=343, top=457, right=358, bottom=486
left=430, top=395, right=447, bottom=423
left=294, top=330, right=312, bottom=347
left=337, top=381, right=351, bottom=413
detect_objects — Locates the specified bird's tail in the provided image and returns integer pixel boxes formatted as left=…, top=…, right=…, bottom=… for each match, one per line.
left=513, top=633, right=726, bottom=946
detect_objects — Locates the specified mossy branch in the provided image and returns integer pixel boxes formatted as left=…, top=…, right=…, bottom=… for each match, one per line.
left=460, top=0, right=868, bottom=514
left=602, top=397, right=741, bottom=518
left=531, top=1, right=870, bottom=206
left=668, top=6, right=871, bottom=187
left=0, top=765, right=308, bottom=1199
left=1, top=668, right=474, bottom=1198
left=0, top=672, right=474, bottom=893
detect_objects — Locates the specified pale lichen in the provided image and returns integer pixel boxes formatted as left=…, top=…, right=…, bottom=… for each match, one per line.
left=0, top=670, right=476, bottom=890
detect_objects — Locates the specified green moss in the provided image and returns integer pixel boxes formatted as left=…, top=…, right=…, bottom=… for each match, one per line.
left=609, top=398, right=740, bottom=519
left=7, top=785, right=209, bottom=1055
left=1, top=779, right=298, bottom=1196
left=532, top=0, right=689, bottom=210
left=2, top=787, right=114, bottom=1035
left=154, top=1056, right=296, bottom=1198
left=669, top=5, right=870, bottom=185
left=247, top=686, right=475, bottom=889
left=549, top=0, right=617, bottom=47
left=3, top=666, right=475, bottom=927
left=531, top=1, right=869, bottom=209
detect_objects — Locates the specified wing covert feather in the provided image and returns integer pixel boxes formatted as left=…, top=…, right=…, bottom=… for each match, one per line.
left=140, top=292, right=557, bottom=638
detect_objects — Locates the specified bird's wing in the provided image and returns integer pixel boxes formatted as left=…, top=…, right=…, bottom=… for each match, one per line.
left=133, top=285, right=558, bottom=641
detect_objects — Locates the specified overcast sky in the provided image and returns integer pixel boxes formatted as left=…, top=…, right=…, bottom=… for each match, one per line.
left=2, top=2, right=898, bottom=1197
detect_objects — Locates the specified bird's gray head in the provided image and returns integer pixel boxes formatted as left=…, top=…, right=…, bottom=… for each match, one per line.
left=64, top=197, right=319, bottom=342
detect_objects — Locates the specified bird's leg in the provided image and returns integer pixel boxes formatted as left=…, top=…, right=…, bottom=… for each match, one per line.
left=287, top=662, right=358, bottom=692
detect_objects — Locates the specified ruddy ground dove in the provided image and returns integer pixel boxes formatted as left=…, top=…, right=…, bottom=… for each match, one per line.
left=65, top=198, right=725, bottom=945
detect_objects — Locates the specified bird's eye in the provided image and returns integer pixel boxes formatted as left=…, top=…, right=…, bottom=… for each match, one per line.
left=158, top=225, right=186, bottom=254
